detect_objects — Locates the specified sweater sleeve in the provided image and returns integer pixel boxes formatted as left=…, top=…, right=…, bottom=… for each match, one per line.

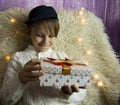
left=0, top=53, right=27, bottom=105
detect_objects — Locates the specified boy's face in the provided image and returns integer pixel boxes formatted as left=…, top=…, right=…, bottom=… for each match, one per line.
left=30, top=23, right=56, bottom=52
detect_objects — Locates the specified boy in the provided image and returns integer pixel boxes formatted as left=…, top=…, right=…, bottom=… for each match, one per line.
left=0, top=5, right=84, bottom=105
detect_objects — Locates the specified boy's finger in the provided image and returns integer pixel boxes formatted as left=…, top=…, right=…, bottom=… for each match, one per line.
left=61, top=85, right=72, bottom=95
left=25, top=71, right=44, bottom=77
left=24, top=77, right=39, bottom=82
left=71, top=84, right=80, bottom=92
left=25, top=66, right=42, bottom=72
left=26, top=59, right=43, bottom=66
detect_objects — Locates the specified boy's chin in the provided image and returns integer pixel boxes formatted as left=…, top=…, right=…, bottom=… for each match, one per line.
left=37, top=47, right=50, bottom=52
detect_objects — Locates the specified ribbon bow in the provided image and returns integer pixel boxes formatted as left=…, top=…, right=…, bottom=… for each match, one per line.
left=44, top=58, right=87, bottom=75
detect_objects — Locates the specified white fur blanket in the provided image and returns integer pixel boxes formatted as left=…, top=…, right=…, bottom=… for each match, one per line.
left=0, top=8, right=120, bottom=105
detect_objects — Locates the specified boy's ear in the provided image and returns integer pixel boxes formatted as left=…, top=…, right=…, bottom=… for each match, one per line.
left=25, top=27, right=32, bottom=43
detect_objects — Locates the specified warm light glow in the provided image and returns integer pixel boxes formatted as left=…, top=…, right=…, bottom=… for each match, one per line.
left=15, top=31, right=19, bottom=34
left=94, top=74, right=99, bottom=80
left=86, top=50, right=92, bottom=55
left=79, top=10, right=84, bottom=16
left=78, top=37, right=83, bottom=42
left=10, top=18, right=16, bottom=23
left=5, top=55, right=11, bottom=61
left=0, top=25, right=2, bottom=28
left=81, top=7, right=85, bottom=11
left=80, top=18, right=86, bottom=25
left=5, top=38, right=9, bottom=40
left=97, top=81, right=103, bottom=87
left=84, top=62, right=88, bottom=65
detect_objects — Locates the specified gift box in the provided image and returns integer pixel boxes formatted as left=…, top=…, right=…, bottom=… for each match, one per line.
left=39, top=58, right=91, bottom=87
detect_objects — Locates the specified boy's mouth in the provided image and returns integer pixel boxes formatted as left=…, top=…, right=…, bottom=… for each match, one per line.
left=38, top=44, right=49, bottom=47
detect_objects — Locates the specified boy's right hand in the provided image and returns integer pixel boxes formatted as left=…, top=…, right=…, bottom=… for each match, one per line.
left=18, top=59, right=44, bottom=83
left=61, top=84, right=79, bottom=95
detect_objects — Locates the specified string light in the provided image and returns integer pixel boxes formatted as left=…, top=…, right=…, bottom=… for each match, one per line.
left=93, top=74, right=99, bottom=80
left=5, top=55, right=11, bottom=62
left=92, top=73, right=104, bottom=88
left=78, top=37, right=83, bottom=42
left=81, top=7, right=85, bottom=11
left=5, top=38, right=9, bottom=40
left=77, top=7, right=85, bottom=16
left=10, top=18, right=16, bottom=23
left=15, top=31, right=19, bottom=35
left=86, top=50, right=92, bottom=55
left=78, top=7, right=87, bottom=25
left=79, top=10, right=84, bottom=16
left=97, top=81, right=103, bottom=87
left=84, top=62, right=88, bottom=65
left=0, top=25, right=2, bottom=28
left=80, top=18, right=86, bottom=25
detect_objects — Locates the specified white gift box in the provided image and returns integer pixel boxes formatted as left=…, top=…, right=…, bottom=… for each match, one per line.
left=39, top=58, right=91, bottom=87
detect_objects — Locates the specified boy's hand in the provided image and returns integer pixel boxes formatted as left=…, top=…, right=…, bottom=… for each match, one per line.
left=18, top=59, right=44, bottom=83
left=61, top=83, right=79, bottom=95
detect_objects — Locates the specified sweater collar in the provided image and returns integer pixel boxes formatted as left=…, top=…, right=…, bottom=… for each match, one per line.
left=25, top=44, right=52, bottom=57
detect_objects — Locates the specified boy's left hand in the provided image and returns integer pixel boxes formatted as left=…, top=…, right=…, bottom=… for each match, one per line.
left=61, top=83, right=79, bottom=95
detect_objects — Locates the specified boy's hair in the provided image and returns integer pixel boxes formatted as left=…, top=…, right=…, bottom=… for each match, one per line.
left=27, top=18, right=60, bottom=37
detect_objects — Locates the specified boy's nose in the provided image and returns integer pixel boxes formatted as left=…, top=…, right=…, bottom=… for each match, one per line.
left=43, top=36, right=49, bottom=44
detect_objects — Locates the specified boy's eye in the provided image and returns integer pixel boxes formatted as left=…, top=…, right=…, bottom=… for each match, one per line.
left=35, top=34, right=44, bottom=37
left=49, top=35, right=55, bottom=38
left=35, top=34, right=55, bottom=38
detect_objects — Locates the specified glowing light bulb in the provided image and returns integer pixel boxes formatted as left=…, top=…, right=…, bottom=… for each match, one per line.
left=86, top=50, right=92, bottom=55
left=97, top=81, right=103, bottom=87
left=81, top=7, right=85, bottom=11
left=10, top=18, right=16, bottom=23
left=94, top=74, right=99, bottom=80
left=5, top=38, right=9, bottom=40
left=15, top=31, right=19, bottom=34
left=5, top=55, right=11, bottom=61
left=84, top=62, right=88, bottom=65
left=79, top=10, right=84, bottom=16
left=0, top=25, right=2, bottom=28
left=80, top=18, right=86, bottom=25
left=78, top=37, right=83, bottom=42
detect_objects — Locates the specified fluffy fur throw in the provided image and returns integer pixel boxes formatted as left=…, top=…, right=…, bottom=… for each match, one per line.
left=0, top=8, right=120, bottom=105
